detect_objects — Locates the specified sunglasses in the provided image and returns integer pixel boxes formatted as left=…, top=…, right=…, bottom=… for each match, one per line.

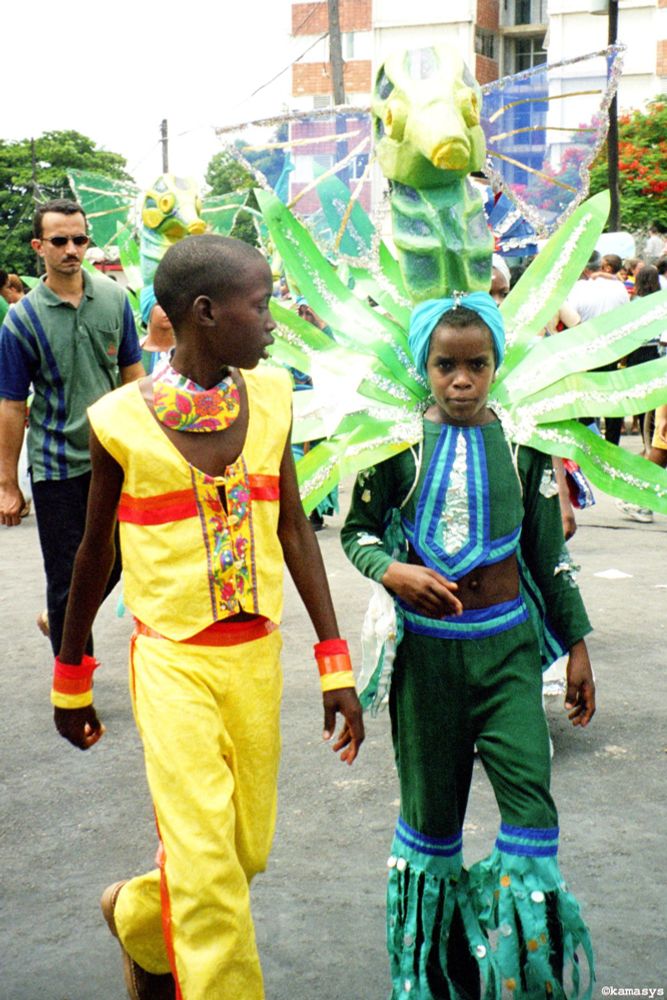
left=40, top=235, right=90, bottom=248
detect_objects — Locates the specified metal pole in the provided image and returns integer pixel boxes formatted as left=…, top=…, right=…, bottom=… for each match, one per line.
left=607, top=1, right=620, bottom=230
left=31, top=138, right=44, bottom=275
left=327, top=0, right=349, bottom=185
left=328, top=0, right=345, bottom=104
left=160, top=119, right=169, bottom=174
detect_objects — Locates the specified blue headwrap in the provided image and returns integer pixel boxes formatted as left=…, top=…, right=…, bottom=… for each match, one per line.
left=408, top=291, right=506, bottom=379
left=140, top=284, right=157, bottom=327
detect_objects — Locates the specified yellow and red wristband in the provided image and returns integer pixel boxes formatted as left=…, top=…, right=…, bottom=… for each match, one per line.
left=51, top=654, right=99, bottom=709
left=314, top=638, right=356, bottom=693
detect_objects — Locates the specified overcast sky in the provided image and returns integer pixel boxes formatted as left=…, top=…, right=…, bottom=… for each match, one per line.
left=3, top=1, right=294, bottom=187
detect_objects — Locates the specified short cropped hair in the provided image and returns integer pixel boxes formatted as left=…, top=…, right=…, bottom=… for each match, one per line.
left=635, top=264, right=660, bottom=297
left=0, top=268, right=8, bottom=288
left=602, top=254, right=623, bottom=274
left=154, top=235, right=267, bottom=327
left=7, top=274, right=25, bottom=293
left=33, top=199, right=87, bottom=239
left=585, top=251, right=602, bottom=273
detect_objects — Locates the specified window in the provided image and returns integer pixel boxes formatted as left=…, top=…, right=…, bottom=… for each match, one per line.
left=475, top=28, right=498, bottom=61
left=516, top=0, right=534, bottom=23
left=506, top=34, right=547, bottom=74
left=502, top=0, right=547, bottom=26
left=350, top=153, right=369, bottom=181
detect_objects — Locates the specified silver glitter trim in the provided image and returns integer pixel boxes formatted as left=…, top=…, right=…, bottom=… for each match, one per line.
left=482, top=45, right=625, bottom=236
left=214, top=104, right=375, bottom=137
left=534, top=426, right=667, bottom=502
left=441, top=432, right=470, bottom=555
left=539, top=466, right=559, bottom=499
left=298, top=419, right=420, bottom=500
left=365, top=374, right=413, bottom=404
left=523, top=370, right=667, bottom=424
left=554, top=551, right=580, bottom=588
left=504, top=214, right=590, bottom=347
left=508, top=300, right=667, bottom=396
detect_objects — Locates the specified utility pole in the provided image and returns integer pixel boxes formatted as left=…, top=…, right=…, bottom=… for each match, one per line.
left=31, top=138, right=44, bottom=275
left=328, top=0, right=345, bottom=104
left=160, top=119, right=169, bottom=174
left=327, top=0, right=349, bottom=185
left=607, top=1, right=620, bottom=231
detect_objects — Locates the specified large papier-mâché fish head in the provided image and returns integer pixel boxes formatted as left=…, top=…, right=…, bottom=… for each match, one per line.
left=372, top=47, right=486, bottom=189
left=141, top=174, right=208, bottom=243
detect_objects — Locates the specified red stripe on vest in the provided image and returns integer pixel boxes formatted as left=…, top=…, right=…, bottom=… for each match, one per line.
left=118, top=489, right=197, bottom=525
left=118, top=475, right=279, bottom=525
left=248, top=474, right=280, bottom=501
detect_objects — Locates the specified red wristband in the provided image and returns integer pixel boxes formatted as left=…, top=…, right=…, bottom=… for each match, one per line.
left=314, top=637, right=354, bottom=685
left=53, top=654, right=99, bottom=695
left=313, top=638, right=349, bottom=658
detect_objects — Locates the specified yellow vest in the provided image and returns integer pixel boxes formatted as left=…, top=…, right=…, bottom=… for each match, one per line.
left=89, top=366, right=292, bottom=640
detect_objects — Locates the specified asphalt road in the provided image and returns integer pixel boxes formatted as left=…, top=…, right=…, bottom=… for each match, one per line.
left=1, top=461, right=666, bottom=999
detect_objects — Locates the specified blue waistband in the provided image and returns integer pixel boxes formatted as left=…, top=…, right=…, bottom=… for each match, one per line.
left=400, top=595, right=529, bottom=639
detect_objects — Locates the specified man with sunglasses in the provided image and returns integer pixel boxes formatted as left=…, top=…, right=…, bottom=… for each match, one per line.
left=0, top=199, right=144, bottom=656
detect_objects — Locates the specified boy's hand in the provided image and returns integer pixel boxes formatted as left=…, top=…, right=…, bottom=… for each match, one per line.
left=564, top=640, right=595, bottom=727
left=382, top=563, right=462, bottom=618
left=54, top=705, right=105, bottom=750
left=323, top=688, right=365, bottom=765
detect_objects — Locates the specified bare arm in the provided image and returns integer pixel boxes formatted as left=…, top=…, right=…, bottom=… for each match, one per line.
left=564, top=639, right=595, bottom=727
left=277, top=432, right=364, bottom=763
left=558, top=303, right=580, bottom=329
left=54, top=430, right=124, bottom=749
left=0, top=398, right=27, bottom=526
left=655, top=404, right=667, bottom=444
left=120, top=361, right=145, bottom=385
left=552, top=457, right=576, bottom=541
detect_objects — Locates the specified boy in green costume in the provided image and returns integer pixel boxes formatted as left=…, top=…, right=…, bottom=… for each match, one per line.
left=342, top=292, right=595, bottom=1000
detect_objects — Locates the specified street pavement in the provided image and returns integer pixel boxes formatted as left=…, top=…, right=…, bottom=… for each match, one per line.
left=1, top=450, right=666, bottom=999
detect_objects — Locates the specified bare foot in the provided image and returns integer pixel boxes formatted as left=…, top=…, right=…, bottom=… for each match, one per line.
left=36, top=610, right=50, bottom=638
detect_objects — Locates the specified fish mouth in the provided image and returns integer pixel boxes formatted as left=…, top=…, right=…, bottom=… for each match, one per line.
left=432, top=139, right=470, bottom=171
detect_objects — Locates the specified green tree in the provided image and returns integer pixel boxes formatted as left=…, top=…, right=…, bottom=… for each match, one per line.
left=205, top=147, right=260, bottom=246
left=589, top=95, right=667, bottom=231
left=243, top=123, right=287, bottom=190
left=0, top=130, right=132, bottom=276
left=205, top=126, right=287, bottom=246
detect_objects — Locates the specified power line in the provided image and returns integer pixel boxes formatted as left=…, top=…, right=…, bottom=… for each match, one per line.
left=293, top=2, right=320, bottom=34
left=248, top=32, right=329, bottom=101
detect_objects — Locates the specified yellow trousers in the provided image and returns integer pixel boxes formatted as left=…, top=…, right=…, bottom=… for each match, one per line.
left=114, top=626, right=283, bottom=1000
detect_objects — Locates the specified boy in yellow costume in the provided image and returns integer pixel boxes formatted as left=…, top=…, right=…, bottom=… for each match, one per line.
left=51, top=235, right=364, bottom=1000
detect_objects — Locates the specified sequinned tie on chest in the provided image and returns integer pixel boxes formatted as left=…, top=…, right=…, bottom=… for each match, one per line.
left=402, top=423, right=520, bottom=581
left=152, top=360, right=241, bottom=432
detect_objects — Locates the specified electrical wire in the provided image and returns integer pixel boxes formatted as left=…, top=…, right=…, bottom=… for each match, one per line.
left=248, top=32, right=329, bottom=100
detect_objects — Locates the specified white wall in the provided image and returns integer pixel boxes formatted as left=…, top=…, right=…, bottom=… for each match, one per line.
left=372, top=0, right=475, bottom=27
left=547, top=1, right=665, bottom=112
left=374, top=22, right=476, bottom=66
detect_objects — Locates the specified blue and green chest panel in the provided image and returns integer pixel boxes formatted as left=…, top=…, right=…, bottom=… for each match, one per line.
left=402, top=422, right=522, bottom=581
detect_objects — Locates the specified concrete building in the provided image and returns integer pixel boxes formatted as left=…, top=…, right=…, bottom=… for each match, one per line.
left=285, top=1, right=666, bottom=218
left=289, top=1, right=666, bottom=110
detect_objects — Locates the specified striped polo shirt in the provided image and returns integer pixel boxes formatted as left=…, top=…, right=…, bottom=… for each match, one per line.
left=0, top=268, right=141, bottom=482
